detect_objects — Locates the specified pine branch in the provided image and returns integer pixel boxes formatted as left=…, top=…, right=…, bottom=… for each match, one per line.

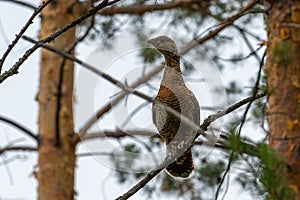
left=200, top=92, right=266, bottom=132
left=0, top=0, right=52, bottom=73
left=0, top=0, right=121, bottom=83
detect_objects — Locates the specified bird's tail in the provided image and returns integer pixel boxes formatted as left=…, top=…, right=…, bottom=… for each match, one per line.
left=166, top=147, right=194, bottom=178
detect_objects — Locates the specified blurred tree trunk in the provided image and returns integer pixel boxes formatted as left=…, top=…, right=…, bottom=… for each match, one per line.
left=265, top=1, right=300, bottom=198
left=37, top=0, right=78, bottom=199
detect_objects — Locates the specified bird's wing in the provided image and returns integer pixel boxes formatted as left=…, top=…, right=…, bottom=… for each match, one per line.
left=152, top=97, right=167, bottom=133
left=189, top=90, right=200, bottom=125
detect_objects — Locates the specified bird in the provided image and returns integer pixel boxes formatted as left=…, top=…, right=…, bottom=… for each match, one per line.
left=148, top=36, right=200, bottom=178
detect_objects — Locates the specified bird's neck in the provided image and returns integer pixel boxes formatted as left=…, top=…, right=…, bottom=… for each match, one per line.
left=161, top=54, right=184, bottom=86
left=164, top=54, right=181, bottom=73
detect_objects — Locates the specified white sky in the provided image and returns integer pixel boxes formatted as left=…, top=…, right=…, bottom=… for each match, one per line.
left=0, top=1, right=266, bottom=199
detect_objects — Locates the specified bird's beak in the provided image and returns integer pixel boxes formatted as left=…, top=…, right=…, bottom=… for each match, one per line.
left=148, top=38, right=160, bottom=50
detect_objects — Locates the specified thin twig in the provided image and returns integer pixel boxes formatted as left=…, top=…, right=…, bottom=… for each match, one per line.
left=0, top=0, right=120, bottom=83
left=115, top=168, right=163, bottom=200
left=200, top=92, right=266, bottom=132
left=77, top=63, right=164, bottom=141
left=120, top=101, right=150, bottom=129
left=80, top=130, right=157, bottom=142
left=80, top=129, right=260, bottom=157
left=0, top=146, right=37, bottom=154
left=215, top=151, right=234, bottom=200
left=0, top=0, right=36, bottom=9
left=214, top=38, right=266, bottom=200
left=77, top=151, right=113, bottom=157
left=180, top=0, right=259, bottom=55
left=235, top=27, right=266, bottom=136
left=54, top=13, right=96, bottom=146
left=99, top=1, right=204, bottom=16
left=0, top=0, right=52, bottom=73
left=0, top=115, right=38, bottom=142
left=215, top=45, right=263, bottom=62
left=0, top=154, right=14, bottom=184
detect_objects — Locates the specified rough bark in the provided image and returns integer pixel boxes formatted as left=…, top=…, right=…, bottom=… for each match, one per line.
left=265, top=1, right=300, bottom=198
left=37, top=0, right=78, bottom=199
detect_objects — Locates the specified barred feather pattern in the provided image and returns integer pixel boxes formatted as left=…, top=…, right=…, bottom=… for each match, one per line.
left=149, top=36, right=200, bottom=178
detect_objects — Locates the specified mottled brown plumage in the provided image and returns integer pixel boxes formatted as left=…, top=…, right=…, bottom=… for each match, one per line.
left=148, top=36, right=200, bottom=178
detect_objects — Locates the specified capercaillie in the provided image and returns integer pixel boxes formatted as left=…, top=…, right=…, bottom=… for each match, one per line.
left=148, top=36, right=200, bottom=178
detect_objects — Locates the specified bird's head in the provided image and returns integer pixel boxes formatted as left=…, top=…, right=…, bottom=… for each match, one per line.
left=148, top=36, right=179, bottom=56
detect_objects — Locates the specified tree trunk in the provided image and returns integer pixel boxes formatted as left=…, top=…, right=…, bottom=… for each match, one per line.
left=37, top=0, right=78, bottom=199
left=265, top=1, right=300, bottom=198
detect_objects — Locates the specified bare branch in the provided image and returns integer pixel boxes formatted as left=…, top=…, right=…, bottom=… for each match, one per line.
left=80, top=129, right=157, bottom=142
left=116, top=168, right=163, bottom=200
left=0, top=115, right=38, bottom=142
left=77, top=151, right=113, bottom=157
left=80, top=129, right=260, bottom=157
left=0, top=0, right=52, bottom=73
left=180, top=0, right=259, bottom=55
left=55, top=15, right=97, bottom=146
left=0, top=0, right=121, bottom=83
left=120, top=101, right=150, bottom=129
left=200, top=92, right=266, bottom=132
left=99, top=1, right=206, bottom=16
left=0, top=0, right=36, bottom=9
left=214, top=151, right=233, bottom=200
left=215, top=45, right=263, bottom=62
left=77, top=64, right=164, bottom=141
left=0, top=145, right=37, bottom=154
